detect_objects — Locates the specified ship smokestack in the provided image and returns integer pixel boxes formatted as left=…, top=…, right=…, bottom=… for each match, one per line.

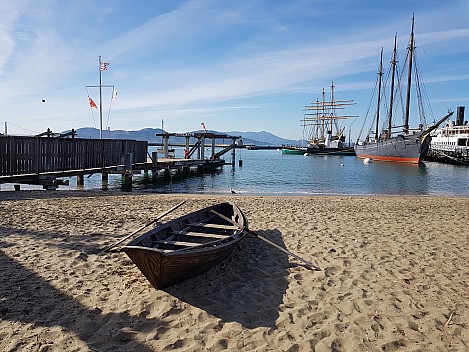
left=456, top=106, right=465, bottom=126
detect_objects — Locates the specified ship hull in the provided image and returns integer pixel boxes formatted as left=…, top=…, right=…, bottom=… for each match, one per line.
left=354, top=133, right=429, bottom=164
left=282, top=145, right=355, bottom=156
left=305, top=146, right=356, bottom=156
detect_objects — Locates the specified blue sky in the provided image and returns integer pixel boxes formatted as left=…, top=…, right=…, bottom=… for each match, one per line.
left=1, top=0, right=468, bottom=140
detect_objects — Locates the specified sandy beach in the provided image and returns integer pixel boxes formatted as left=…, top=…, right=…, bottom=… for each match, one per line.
left=0, top=191, right=468, bottom=351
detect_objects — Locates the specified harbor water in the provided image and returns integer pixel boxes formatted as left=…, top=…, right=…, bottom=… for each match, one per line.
left=4, top=147, right=468, bottom=197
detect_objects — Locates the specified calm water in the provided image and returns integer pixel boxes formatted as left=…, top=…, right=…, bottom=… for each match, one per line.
left=2, top=148, right=469, bottom=196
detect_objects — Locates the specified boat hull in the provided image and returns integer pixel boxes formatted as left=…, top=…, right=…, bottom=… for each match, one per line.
left=124, top=243, right=237, bottom=289
left=282, top=146, right=355, bottom=156
left=354, top=133, right=429, bottom=164
left=426, top=112, right=469, bottom=165
left=281, top=146, right=306, bottom=155
left=123, top=202, right=247, bottom=289
left=305, top=146, right=356, bottom=156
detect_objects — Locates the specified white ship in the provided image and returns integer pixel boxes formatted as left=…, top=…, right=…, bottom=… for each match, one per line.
left=427, top=106, right=469, bottom=165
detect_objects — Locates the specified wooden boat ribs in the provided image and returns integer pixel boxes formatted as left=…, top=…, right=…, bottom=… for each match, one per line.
left=150, top=214, right=239, bottom=251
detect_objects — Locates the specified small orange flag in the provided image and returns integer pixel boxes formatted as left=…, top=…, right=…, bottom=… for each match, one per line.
left=89, top=97, right=97, bottom=108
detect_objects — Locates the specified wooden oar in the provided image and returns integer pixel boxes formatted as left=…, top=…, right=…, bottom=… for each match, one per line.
left=210, top=210, right=320, bottom=271
left=104, top=200, right=186, bottom=252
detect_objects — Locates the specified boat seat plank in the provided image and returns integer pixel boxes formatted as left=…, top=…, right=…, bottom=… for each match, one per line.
left=188, top=223, right=238, bottom=230
left=153, top=240, right=201, bottom=247
left=170, top=230, right=229, bottom=239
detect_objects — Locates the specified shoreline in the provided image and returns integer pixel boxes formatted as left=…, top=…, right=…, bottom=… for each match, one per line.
left=1, top=192, right=468, bottom=351
left=2, top=188, right=469, bottom=199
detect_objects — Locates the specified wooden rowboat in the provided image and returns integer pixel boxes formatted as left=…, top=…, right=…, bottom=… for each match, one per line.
left=122, top=202, right=248, bottom=289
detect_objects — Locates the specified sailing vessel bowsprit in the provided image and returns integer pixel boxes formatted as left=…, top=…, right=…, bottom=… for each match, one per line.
left=354, top=15, right=453, bottom=164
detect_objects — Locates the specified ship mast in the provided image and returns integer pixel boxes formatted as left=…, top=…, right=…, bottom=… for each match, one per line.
left=99, top=56, right=104, bottom=139
left=404, top=14, right=415, bottom=134
left=321, top=87, right=326, bottom=141
left=315, top=98, right=320, bottom=142
left=375, top=48, right=383, bottom=139
left=302, top=82, right=357, bottom=144
left=331, top=81, right=338, bottom=135
left=388, top=34, right=397, bottom=136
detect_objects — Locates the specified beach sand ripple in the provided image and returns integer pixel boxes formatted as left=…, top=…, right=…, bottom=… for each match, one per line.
left=0, top=192, right=468, bottom=351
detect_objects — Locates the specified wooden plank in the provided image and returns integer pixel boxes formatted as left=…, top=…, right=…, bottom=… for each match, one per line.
left=153, top=240, right=201, bottom=247
left=188, top=223, right=238, bottom=230
left=170, top=230, right=229, bottom=239
left=187, top=214, right=217, bottom=224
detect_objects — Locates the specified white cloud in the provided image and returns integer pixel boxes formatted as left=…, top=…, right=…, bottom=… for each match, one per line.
left=0, top=1, right=28, bottom=73
left=0, top=0, right=468, bottom=137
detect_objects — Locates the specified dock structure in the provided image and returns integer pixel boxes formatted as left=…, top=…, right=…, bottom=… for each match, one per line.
left=0, top=135, right=147, bottom=190
left=138, top=154, right=226, bottom=187
left=0, top=132, right=241, bottom=190
left=155, top=132, right=240, bottom=167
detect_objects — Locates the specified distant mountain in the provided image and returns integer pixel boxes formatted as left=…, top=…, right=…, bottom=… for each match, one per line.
left=67, top=127, right=301, bottom=146
left=72, top=127, right=164, bottom=142
left=228, top=130, right=298, bottom=146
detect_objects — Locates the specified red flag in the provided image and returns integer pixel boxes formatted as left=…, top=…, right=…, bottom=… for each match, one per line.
left=89, top=97, right=97, bottom=108
left=100, top=62, right=110, bottom=71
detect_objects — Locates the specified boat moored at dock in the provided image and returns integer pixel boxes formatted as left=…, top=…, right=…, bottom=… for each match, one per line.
left=427, top=106, right=469, bottom=165
left=282, top=82, right=356, bottom=156
left=354, top=15, right=452, bottom=164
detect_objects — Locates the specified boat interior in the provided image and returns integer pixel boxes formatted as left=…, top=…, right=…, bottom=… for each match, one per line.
left=131, top=205, right=244, bottom=252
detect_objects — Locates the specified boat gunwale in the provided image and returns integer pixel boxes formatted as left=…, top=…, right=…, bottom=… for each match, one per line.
left=123, top=231, right=246, bottom=255
left=123, top=201, right=247, bottom=255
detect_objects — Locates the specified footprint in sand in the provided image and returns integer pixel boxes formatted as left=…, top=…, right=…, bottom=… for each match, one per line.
left=324, top=266, right=341, bottom=277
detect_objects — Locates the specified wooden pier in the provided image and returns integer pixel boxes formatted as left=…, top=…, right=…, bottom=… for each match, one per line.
left=155, top=131, right=240, bottom=166
left=133, top=156, right=226, bottom=188
left=0, top=132, right=240, bottom=190
left=0, top=135, right=147, bottom=189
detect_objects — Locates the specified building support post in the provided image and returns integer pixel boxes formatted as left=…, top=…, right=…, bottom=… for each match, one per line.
left=200, top=136, right=205, bottom=160
left=197, top=136, right=201, bottom=159
left=163, top=135, right=169, bottom=158
left=185, top=136, right=190, bottom=158
left=211, top=137, right=216, bottom=159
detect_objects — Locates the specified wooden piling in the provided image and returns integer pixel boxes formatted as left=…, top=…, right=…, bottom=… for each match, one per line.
left=231, top=138, right=236, bottom=167
left=77, top=173, right=84, bottom=186
left=121, top=152, right=133, bottom=191
left=102, top=172, right=108, bottom=190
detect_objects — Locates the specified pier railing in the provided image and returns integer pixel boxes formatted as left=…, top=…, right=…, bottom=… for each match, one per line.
left=0, top=136, right=148, bottom=177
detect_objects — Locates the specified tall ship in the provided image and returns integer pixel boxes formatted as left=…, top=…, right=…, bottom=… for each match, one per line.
left=282, top=82, right=356, bottom=155
left=354, top=15, right=453, bottom=164
left=426, top=106, right=469, bottom=165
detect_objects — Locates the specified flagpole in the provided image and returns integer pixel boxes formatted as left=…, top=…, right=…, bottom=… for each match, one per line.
left=87, top=58, right=112, bottom=137
left=99, top=56, right=103, bottom=139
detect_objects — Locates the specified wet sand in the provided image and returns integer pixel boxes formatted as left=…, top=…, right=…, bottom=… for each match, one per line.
left=0, top=191, right=468, bottom=351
